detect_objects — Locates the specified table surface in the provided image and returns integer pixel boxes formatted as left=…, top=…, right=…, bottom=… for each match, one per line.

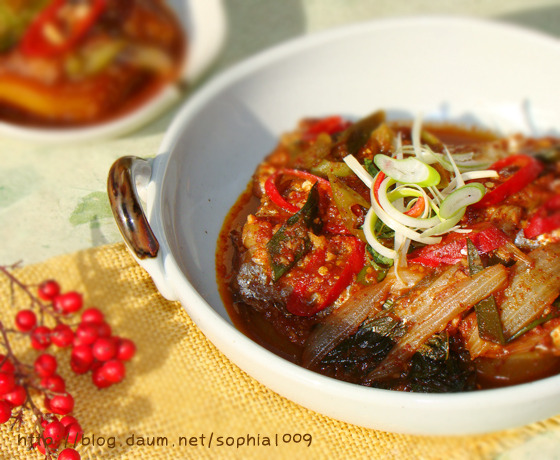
left=0, top=1, right=559, bottom=457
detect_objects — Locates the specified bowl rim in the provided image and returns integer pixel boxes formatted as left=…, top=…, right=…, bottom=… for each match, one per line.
left=141, top=15, right=560, bottom=435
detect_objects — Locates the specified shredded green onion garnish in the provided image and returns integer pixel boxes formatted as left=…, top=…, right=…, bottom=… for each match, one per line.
left=374, top=155, right=440, bottom=187
left=342, top=115, right=499, bottom=270
left=439, top=183, right=486, bottom=219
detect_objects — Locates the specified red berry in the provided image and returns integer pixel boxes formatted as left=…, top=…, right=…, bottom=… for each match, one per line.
left=51, top=324, right=74, bottom=348
left=99, top=359, right=125, bottom=384
left=116, top=338, right=136, bottom=361
left=44, top=420, right=66, bottom=449
left=90, top=359, right=103, bottom=372
left=70, top=345, right=94, bottom=374
left=59, top=415, right=78, bottom=429
left=34, top=353, right=58, bottom=378
left=75, top=323, right=98, bottom=346
left=92, top=337, right=117, bottom=362
left=0, top=355, right=15, bottom=374
left=0, top=372, right=15, bottom=395
left=40, top=416, right=49, bottom=429
left=30, top=326, right=52, bottom=350
left=94, top=322, right=112, bottom=338
left=58, top=448, right=81, bottom=460
left=0, top=400, right=11, bottom=424
left=34, top=439, right=47, bottom=454
left=15, top=309, right=37, bottom=332
left=40, top=374, right=66, bottom=393
left=72, top=334, right=87, bottom=348
left=43, top=396, right=52, bottom=412
left=49, top=393, right=74, bottom=415
left=81, top=307, right=104, bottom=323
left=38, top=279, right=60, bottom=301
left=2, top=385, right=26, bottom=406
left=53, top=292, right=83, bottom=315
left=92, top=367, right=112, bottom=389
left=65, top=421, right=83, bottom=444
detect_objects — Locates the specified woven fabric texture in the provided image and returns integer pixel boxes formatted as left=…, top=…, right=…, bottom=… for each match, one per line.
left=1, top=243, right=560, bottom=460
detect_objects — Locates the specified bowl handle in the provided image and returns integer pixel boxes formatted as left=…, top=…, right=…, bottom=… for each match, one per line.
left=107, top=156, right=159, bottom=259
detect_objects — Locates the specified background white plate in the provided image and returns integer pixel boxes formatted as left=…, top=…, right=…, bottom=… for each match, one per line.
left=0, top=0, right=226, bottom=143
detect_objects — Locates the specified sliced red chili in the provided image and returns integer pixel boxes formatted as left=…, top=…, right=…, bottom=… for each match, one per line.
left=286, top=238, right=366, bottom=316
left=524, top=194, right=560, bottom=238
left=373, top=170, right=423, bottom=216
left=265, top=171, right=299, bottom=214
left=20, top=0, right=107, bottom=57
left=264, top=168, right=331, bottom=213
left=408, top=225, right=509, bottom=267
left=318, top=239, right=366, bottom=311
left=265, top=168, right=353, bottom=236
left=472, top=154, right=543, bottom=209
left=372, top=171, right=386, bottom=204
left=302, top=115, right=352, bottom=141
left=404, top=196, right=425, bottom=217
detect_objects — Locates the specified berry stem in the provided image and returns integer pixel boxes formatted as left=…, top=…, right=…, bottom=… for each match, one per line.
left=0, top=321, right=43, bottom=418
left=0, top=266, right=63, bottom=325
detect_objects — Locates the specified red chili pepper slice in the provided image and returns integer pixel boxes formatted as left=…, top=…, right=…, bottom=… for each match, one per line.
left=373, top=170, right=424, bottom=216
left=265, top=168, right=351, bottom=235
left=408, top=225, right=509, bottom=267
left=524, top=195, right=560, bottom=238
left=404, top=196, right=425, bottom=217
left=287, top=238, right=366, bottom=316
left=264, top=169, right=331, bottom=213
left=20, top=0, right=107, bottom=57
left=472, top=154, right=543, bottom=209
left=302, top=115, right=352, bottom=141
left=372, top=171, right=386, bottom=204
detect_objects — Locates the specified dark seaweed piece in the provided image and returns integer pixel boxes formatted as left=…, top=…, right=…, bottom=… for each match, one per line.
left=532, top=145, right=560, bottom=163
left=318, top=316, right=405, bottom=385
left=408, top=334, right=476, bottom=393
left=318, top=328, right=394, bottom=384
left=318, top=315, right=475, bottom=392
left=363, top=315, right=406, bottom=339
left=267, top=183, right=321, bottom=281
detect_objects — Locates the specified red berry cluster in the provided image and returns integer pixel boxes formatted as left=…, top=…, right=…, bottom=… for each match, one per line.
left=0, top=350, right=82, bottom=460
left=0, top=272, right=136, bottom=460
left=30, top=280, right=136, bottom=389
left=36, top=414, right=83, bottom=459
left=71, top=309, right=135, bottom=388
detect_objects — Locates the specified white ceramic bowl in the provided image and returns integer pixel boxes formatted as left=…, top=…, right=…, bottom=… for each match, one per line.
left=109, top=16, right=560, bottom=435
left=0, top=0, right=226, bottom=143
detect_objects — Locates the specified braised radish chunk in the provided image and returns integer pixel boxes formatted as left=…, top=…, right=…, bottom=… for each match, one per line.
left=216, top=110, right=560, bottom=391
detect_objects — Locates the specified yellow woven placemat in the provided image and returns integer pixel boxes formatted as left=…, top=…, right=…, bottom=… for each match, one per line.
left=1, top=243, right=560, bottom=460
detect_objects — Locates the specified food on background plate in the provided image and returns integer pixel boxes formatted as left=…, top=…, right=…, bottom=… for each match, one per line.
left=0, top=0, right=185, bottom=127
left=217, top=110, right=560, bottom=392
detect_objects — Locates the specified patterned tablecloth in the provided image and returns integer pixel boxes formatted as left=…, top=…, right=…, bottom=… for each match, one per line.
left=0, top=1, right=559, bottom=458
